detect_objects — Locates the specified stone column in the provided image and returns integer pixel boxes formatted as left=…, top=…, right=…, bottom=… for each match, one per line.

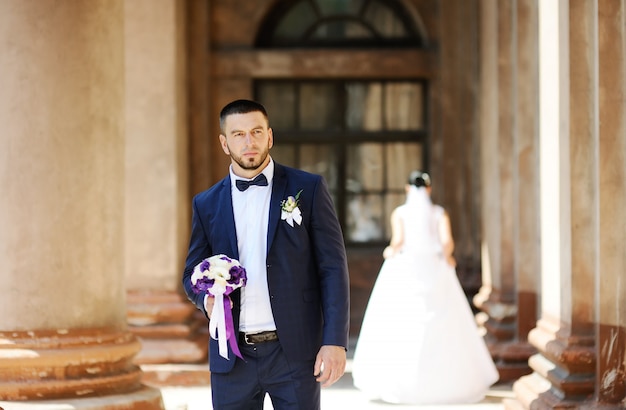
left=124, top=0, right=207, bottom=371
left=596, top=0, right=626, bottom=404
left=0, top=1, right=162, bottom=408
left=187, top=0, right=213, bottom=197
left=507, top=1, right=625, bottom=408
left=477, top=0, right=499, bottom=336
left=477, top=0, right=519, bottom=382
left=530, top=0, right=597, bottom=402
left=505, top=0, right=541, bottom=381
left=436, top=0, right=482, bottom=297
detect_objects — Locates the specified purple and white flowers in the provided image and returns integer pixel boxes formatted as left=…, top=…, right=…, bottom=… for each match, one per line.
left=281, top=189, right=303, bottom=227
left=191, top=254, right=247, bottom=295
left=191, top=254, right=247, bottom=360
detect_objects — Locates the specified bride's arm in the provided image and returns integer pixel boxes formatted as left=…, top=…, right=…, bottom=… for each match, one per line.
left=438, top=211, right=456, bottom=267
left=383, top=208, right=404, bottom=259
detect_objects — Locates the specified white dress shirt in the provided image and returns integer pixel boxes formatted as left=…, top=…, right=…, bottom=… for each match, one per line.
left=230, top=160, right=276, bottom=333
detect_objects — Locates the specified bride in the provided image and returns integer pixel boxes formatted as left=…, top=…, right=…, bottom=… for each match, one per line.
left=351, top=170, right=499, bottom=404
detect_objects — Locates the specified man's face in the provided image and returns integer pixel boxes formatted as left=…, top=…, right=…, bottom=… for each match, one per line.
left=219, top=111, right=273, bottom=178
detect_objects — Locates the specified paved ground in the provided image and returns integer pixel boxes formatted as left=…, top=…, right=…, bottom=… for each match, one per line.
left=0, top=362, right=514, bottom=410
left=155, top=336, right=515, bottom=410
left=157, top=361, right=515, bottom=410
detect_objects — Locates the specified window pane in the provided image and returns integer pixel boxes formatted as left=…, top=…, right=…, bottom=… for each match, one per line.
left=364, top=2, right=409, bottom=38
left=346, top=143, right=383, bottom=193
left=311, top=21, right=373, bottom=40
left=271, top=144, right=297, bottom=168
left=299, top=83, right=341, bottom=130
left=316, top=0, right=365, bottom=15
left=346, top=82, right=382, bottom=131
left=347, top=194, right=384, bottom=242
left=383, top=193, right=406, bottom=238
left=384, top=82, right=424, bottom=130
left=385, top=142, right=423, bottom=190
left=257, top=83, right=297, bottom=129
left=299, top=144, right=338, bottom=192
left=274, top=1, right=317, bottom=42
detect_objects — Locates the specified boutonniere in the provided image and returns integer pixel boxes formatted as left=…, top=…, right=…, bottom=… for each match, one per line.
left=281, top=189, right=303, bottom=227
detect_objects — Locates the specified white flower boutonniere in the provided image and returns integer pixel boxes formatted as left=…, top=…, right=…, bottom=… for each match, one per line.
left=281, top=189, right=303, bottom=227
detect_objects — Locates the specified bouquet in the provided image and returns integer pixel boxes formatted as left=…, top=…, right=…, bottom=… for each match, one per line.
left=191, top=254, right=247, bottom=360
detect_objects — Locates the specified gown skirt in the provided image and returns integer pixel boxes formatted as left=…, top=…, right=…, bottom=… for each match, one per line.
left=351, top=251, right=499, bottom=404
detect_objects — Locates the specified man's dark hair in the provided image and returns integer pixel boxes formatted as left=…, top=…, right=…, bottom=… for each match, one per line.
left=219, top=99, right=269, bottom=133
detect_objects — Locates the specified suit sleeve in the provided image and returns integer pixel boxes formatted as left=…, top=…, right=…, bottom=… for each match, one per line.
left=182, top=195, right=211, bottom=314
left=309, top=176, right=350, bottom=349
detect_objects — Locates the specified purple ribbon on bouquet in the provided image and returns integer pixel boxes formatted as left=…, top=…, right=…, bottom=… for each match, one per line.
left=208, top=289, right=244, bottom=361
left=222, top=294, right=243, bottom=360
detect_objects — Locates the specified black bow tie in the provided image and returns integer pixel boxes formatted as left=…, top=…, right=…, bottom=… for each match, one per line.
left=235, top=174, right=268, bottom=191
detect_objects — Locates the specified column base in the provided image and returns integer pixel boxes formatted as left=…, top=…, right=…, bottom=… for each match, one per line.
left=474, top=289, right=523, bottom=383
left=492, top=340, right=536, bottom=382
left=505, top=318, right=597, bottom=409
left=0, top=385, right=164, bottom=410
left=140, top=363, right=211, bottom=387
left=504, top=369, right=551, bottom=410
left=0, top=328, right=145, bottom=401
left=127, top=290, right=208, bottom=364
left=135, top=333, right=208, bottom=364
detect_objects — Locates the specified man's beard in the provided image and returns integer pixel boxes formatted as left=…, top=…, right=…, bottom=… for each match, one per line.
left=231, top=147, right=269, bottom=171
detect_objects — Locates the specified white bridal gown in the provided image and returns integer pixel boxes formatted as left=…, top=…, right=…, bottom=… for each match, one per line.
left=352, top=187, right=499, bottom=404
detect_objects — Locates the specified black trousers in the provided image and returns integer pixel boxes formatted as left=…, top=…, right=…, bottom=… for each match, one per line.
left=210, top=340, right=320, bottom=410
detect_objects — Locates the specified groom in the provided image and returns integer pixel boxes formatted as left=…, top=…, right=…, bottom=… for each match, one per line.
left=182, top=99, right=350, bottom=409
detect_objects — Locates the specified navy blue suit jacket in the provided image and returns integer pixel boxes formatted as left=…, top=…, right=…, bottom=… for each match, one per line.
left=182, top=162, right=350, bottom=373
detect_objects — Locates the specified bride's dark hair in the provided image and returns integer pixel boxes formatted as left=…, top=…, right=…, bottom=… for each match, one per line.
left=408, top=170, right=431, bottom=188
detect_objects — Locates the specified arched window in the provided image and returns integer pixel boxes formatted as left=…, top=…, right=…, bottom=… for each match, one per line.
left=256, top=0, right=426, bottom=48
left=255, top=0, right=428, bottom=245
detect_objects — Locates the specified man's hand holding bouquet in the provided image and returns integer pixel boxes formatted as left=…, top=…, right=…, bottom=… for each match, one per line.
left=191, top=254, right=247, bottom=360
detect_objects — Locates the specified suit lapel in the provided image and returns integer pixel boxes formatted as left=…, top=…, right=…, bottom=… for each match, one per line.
left=267, top=163, right=287, bottom=254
